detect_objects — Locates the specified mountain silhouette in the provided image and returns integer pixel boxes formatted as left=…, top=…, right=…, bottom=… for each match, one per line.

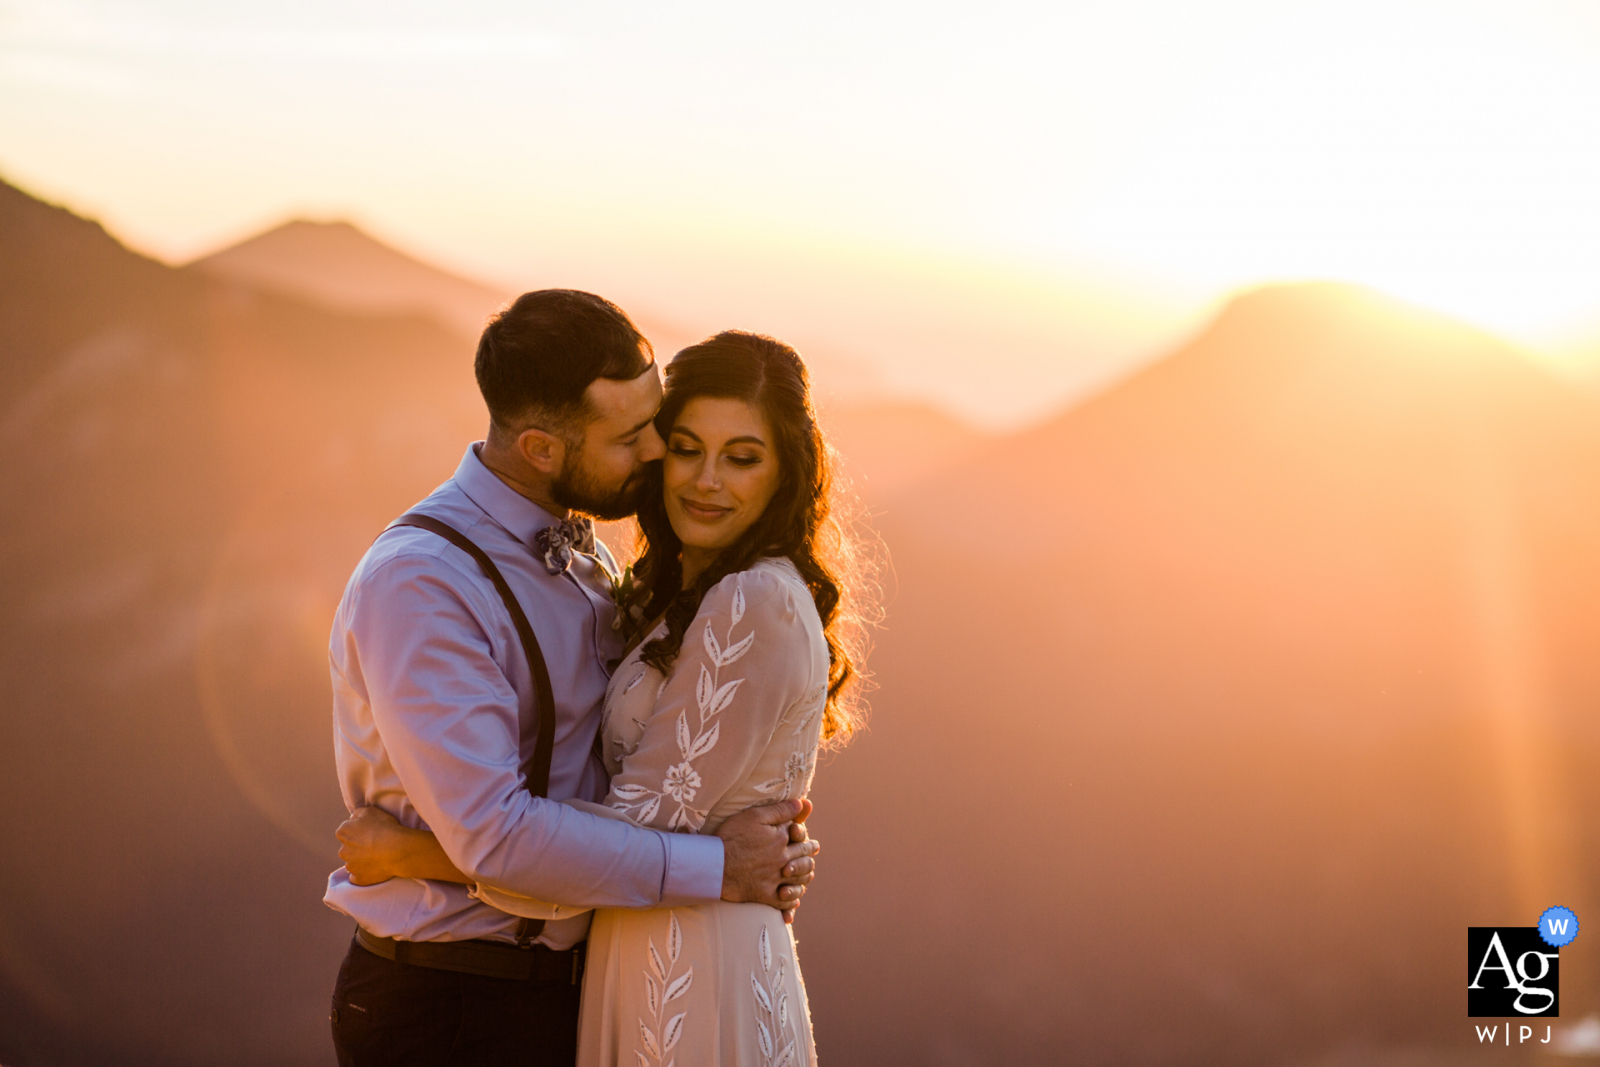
left=798, top=282, right=1600, bottom=1065
left=190, top=217, right=513, bottom=336
left=188, top=216, right=888, bottom=409
left=0, top=177, right=485, bottom=1065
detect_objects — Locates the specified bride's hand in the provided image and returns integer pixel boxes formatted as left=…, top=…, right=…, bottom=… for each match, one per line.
left=336, top=806, right=414, bottom=886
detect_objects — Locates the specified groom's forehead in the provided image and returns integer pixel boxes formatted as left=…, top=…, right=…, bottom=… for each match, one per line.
left=584, top=364, right=663, bottom=426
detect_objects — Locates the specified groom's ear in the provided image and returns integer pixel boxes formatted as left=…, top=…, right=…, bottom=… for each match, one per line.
left=515, top=427, right=567, bottom=475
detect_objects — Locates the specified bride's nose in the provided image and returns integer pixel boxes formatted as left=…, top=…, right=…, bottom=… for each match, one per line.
left=695, top=460, right=721, bottom=491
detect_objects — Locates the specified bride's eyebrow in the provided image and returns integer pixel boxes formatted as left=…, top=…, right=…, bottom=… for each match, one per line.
left=670, top=427, right=767, bottom=448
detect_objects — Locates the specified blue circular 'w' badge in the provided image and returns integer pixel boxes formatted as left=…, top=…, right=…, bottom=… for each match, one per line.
left=1539, top=906, right=1579, bottom=948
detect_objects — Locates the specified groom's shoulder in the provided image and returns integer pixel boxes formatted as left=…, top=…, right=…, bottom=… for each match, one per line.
left=345, top=483, right=496, bottom=603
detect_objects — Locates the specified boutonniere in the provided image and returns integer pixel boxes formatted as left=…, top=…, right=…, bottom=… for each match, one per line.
left=606, top=563, right=647, bottom=632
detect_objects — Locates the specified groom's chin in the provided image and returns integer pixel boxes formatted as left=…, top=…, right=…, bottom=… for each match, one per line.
left=576, top=479, right=648, bottom=523
left=585, top=500, right=638, bottom=523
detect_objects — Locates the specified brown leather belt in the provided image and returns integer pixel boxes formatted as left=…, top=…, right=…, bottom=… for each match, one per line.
left=355, top=927, right=584, bottom=984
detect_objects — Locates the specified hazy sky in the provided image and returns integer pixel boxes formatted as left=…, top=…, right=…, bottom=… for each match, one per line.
left=4, top=0, right=1599, bottom=423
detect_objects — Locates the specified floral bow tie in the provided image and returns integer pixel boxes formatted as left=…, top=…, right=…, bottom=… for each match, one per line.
left=533, top=517, right=597, bottom=575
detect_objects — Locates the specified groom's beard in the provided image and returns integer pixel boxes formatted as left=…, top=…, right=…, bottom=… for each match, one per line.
left=550, top=450, right=649, bottom=522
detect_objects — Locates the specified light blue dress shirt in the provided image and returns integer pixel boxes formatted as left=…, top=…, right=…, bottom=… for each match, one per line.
left=324, top=443, right=724, bottom=949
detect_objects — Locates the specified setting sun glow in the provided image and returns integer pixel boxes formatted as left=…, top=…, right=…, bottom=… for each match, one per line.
left=3, top=0, right=1598, bottom=420
left=1068, top=3, right=1600, bottom=349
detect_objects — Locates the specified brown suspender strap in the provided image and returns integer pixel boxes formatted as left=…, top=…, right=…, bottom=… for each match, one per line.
left=390, top=512, right=554, bottom=946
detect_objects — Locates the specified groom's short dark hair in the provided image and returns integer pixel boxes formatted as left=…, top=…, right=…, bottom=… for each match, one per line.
left=476, top=289, right=654, bottom=444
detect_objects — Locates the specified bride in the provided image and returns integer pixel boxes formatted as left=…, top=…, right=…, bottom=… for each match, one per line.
left=337, top=329, right=866, bottom=1066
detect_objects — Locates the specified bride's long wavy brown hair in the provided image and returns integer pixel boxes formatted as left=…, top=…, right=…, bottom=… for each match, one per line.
left=622, top=330, right=870, bottom=744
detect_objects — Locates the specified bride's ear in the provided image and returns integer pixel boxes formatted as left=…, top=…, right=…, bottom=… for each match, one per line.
left=516, top=427, right=566, bottom=475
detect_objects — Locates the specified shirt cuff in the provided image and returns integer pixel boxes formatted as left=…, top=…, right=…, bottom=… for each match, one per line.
left=659, top=831, right=724, bottom=906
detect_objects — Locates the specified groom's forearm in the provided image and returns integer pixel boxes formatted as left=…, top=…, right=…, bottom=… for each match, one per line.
left=394, top=828, right=472, bottom=885
left=455, top=799, right=725, bottom=908
left=381, top=723, right=727, bottom=907
left=376, top=705, right=718, bottom=907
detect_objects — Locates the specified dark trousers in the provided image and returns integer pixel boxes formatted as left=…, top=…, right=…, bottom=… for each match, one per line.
left=330, top=936, right=581, bottom=1067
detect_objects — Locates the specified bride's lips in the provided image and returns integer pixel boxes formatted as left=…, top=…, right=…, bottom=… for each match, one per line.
left=678, top=498, right=732, bottom=521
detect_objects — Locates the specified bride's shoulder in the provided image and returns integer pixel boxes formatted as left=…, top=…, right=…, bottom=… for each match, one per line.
left=698, top=557, right=813, bottom=627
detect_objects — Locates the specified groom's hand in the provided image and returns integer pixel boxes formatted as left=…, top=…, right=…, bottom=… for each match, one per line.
left=779, top=798, right=819, bottom=925
left=717, top=798, right=820, bottom=921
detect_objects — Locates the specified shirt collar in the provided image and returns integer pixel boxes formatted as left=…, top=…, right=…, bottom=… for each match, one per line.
left=453, top=442, right=564, bottom=549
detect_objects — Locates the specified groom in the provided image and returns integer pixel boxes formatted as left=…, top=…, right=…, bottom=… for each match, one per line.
left=324, top=290, right=818, bottom=1066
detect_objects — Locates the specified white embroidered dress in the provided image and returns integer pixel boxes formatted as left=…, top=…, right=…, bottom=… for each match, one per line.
left=477, top=557, right=829, bottom=1067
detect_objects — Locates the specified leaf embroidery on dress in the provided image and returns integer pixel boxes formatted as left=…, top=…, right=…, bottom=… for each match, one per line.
left=638, top=911, right=692, bottom=1066
left=792, top=684, right=827, bottom=735
left=754, top=749, right=817, bottom=802
left=611, top=730, right=643, bottom=765
left=751, top=925, right=802, bottom=1066
left=609, top=575, right=754, bottom=831
left=720, top=630, right=756, bottom=667
left=604, top=671, right=652, bottom=768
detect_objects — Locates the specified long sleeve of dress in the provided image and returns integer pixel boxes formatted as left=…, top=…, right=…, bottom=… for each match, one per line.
left=604, top=567, right=814, bottom=833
